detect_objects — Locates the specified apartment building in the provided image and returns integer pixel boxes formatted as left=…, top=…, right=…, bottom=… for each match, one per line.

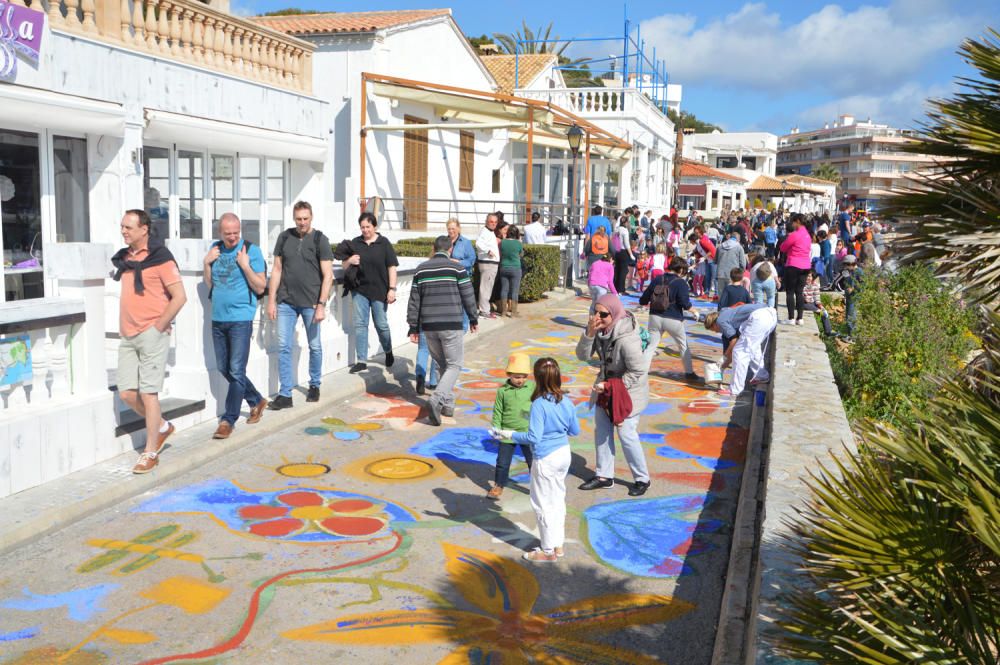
left=777, top=114, right=933, bottom=210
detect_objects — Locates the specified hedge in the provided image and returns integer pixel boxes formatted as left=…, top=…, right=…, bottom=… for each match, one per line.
left=392, top=237, right=560, bottom=303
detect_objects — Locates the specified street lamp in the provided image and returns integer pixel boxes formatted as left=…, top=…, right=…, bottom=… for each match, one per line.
left=567, top=124, right=584, bottom=231
left=781, top=181, right=787, bottom=214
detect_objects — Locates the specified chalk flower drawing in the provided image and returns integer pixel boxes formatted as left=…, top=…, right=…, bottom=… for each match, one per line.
left=239, top=491, right=391, bottom=538
left=283, top=542, right=693, bottom=663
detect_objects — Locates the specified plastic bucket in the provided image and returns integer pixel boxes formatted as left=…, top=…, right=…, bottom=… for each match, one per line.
left=704, top=362, right=723, bottom=386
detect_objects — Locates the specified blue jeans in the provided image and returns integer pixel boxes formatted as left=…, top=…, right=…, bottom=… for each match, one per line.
left=415, top=333, right=439, bottom=385
left=499, top=266, right=522, bottom=302
left=352, top=293, right=392, bottom=363
left=494, top=442, right=534, bottom=487
left=277, top=302, right=322, bottom=397
left=704, top=260, right=716, bottom=294
left=212, top=320, right=264, bottom=425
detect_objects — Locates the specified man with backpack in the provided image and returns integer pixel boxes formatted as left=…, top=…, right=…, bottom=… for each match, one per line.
left=267, top=201, right=334, bottom=409
left=638, top=255, right=698, bottom=382
left=203, top=212, right=269, bottom=438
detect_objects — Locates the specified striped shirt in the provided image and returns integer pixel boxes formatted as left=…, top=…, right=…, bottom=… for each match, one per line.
left=407, top=253, right=479, bottom=335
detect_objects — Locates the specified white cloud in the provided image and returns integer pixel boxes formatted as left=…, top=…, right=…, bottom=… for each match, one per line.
left=639, top=1, right=978, bottom=95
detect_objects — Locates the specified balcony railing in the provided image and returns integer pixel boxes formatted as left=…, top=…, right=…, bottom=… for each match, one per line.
left=517, top=86, right=675, bottom=143
left=10, top=0, right=313, bottom=93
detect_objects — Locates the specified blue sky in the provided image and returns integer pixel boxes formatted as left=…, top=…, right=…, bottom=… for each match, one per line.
left=239, top=0, right=998, bottom=134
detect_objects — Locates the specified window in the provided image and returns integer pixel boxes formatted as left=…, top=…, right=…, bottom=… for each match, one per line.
left=0, top=129, right=43, bottom=301
left=53, top=136, right=89, bottom=243
left=266, top=158, right=286, bottom=252
left=715, top=156, right=738, bottom=169
left=491, top=169, right=500, bottom=194
left=143, top=146, right=170, bottom=241
left=239, top=156, right=261, bottom=245
left=211, top=154, right=235, bottom=238
left=459, top=131, right=474, bottom=192
left=177, top=150, right=205, bottom=239
left=740, top=156, right=757, bottom=170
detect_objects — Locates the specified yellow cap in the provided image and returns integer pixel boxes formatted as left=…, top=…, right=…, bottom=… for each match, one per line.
left=506, top=352, right=531, bottom=375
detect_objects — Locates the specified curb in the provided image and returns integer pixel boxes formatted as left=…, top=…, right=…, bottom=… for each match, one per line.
left=711, top=329, right=775, bottom=665
left=0, top=288, right=582, bottom=555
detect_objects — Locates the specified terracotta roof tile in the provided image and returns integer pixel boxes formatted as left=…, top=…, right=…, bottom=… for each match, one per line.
left=251, top=9, right=451, bottom=36
left=480, top=54, right=557, bottom=92
left=680, top=160, right=746, bottom=182
left=747, top=174, right=824, bottom=193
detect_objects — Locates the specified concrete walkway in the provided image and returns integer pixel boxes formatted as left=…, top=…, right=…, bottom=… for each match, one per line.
left=0, top=290, right=751, bottom=664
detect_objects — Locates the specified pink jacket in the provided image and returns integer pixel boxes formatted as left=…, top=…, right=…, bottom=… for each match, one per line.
left=588, top=259, right=617, bottom=293
left=780, top=227, right=812, bottom=271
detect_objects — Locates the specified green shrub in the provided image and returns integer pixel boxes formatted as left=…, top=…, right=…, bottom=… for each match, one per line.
left=392, top=237, right=560, bottom=303
left=834, top=264, right=977, bottom=426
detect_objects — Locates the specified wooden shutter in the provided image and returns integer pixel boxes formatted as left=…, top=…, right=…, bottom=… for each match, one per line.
left=459, top=130, right=474, bottom=192
left=403, top=116, right=428, bottom=230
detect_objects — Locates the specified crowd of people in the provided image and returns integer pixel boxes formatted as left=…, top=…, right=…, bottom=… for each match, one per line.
left=110, top=198, right=885, bottom=562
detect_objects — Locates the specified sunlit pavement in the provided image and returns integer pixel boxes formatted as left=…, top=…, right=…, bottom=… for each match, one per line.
left=0, top=290, right=750, bottom=665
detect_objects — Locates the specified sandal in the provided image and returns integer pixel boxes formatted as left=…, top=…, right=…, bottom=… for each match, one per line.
left=486, top=485, right=503, bottom=500
left=522, top=548, right=559, bottom=563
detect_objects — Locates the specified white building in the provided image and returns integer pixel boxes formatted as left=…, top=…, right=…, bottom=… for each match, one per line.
left=745, top=174, right=837, bottom=215
left=683, top=131, right=778, bottom=181
left=677, top=160, right=747, bottom=215
left=777, top=114, right=933, bottom=210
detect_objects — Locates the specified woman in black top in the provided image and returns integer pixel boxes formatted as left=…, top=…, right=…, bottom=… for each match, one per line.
left=638, top=256, right=698, bottom=381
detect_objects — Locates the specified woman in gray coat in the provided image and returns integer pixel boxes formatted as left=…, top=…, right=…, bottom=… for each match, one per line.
left=575, top=293, right=651, bottom=496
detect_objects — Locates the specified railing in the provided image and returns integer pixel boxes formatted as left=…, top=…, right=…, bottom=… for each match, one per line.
left=517, top=86, right=675, bottom=138
left=363, top=197, right=589, bottom=232
left=9, top=0, right=313, bottom=92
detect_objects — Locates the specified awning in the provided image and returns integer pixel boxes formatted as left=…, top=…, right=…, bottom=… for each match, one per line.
left=144, top=110, right=327, bottom=162
left=0, top=85, right=125, bottom=135
left=365, top=74, right=630, bottom=160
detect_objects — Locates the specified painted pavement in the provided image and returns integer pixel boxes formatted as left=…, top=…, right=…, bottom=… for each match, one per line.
left=0, top=292, right=750, bottom=664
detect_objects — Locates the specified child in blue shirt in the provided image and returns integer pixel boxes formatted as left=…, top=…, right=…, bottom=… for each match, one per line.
left=492, top=356, right=579, bottom=563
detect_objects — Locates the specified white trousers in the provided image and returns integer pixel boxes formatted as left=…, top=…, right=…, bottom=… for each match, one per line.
left=529, top=445, right=571, bottom=554
left=730, top=307, right=778, bottom=394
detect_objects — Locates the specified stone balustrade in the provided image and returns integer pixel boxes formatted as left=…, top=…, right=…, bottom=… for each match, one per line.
left=9, top=0, right=313, bottom=93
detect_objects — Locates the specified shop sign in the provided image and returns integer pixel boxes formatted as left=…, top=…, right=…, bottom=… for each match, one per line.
left=0, top=1, right=44, bottom=82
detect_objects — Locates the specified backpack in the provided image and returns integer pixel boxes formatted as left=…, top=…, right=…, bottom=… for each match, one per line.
left=208, top=239, right=267, bottom=303
left=611, top=231, right=623, bottom=254
left=649, top=277, right=674, bottom=312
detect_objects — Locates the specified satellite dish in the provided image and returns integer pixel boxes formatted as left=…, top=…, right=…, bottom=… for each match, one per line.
left=363, top=196, right=384, bottom=223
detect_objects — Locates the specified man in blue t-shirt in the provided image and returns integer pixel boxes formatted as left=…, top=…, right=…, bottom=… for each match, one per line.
left=203, top=212, right=268, bottom=439
left=584, top=204, right=613, bottom=239
left=837, top=205, right=854, bottom=254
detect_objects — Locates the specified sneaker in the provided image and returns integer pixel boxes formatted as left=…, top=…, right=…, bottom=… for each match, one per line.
left=307, top=386, right=320, bottom=402
left=247, top=399, right=268, bottom=424
left=427, top=384, right=438, bottom=392
left=795, top=319, right=804, bottom=326
left=212, top=421, right=233, bottom=440
left=385, top=351, right=395, bottom=368
left=487, top=485, right=503, bottom=500
left=441, top=406, right=455, bottom=417
left=132, top=451, right=159, bottom=474
left=415, top=376, right=425, bottom=395
left=522, top=548, right=559, bottom=563
left=155, top=422, right=175, bottom=454
left=578, top=477, right=614, bottom=491
left=349, top=362, right=367, bottom=373
left=628, top=480, right=650, bottom=497
left=427, top=401, right=442, bottom=426
left=268, top=395, right=293, bottom=410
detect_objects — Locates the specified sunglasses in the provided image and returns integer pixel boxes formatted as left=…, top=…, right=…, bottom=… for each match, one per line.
left=596, top=311, right=611, bottom=319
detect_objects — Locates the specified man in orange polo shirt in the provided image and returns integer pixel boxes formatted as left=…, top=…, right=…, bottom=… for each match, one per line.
left=111, top=209, right=187, bottom=474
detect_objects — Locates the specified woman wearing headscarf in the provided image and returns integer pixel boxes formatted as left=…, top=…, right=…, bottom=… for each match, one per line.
left=575, top=293, right=651, bottom=496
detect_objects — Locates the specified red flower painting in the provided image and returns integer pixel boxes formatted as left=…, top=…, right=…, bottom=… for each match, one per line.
left=238, top=491, right=389, bottom=538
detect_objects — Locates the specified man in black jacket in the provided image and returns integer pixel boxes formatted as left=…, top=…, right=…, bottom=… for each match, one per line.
left=407, top=236, right=479, bottom=425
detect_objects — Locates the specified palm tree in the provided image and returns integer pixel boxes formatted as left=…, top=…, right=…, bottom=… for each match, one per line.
left=492, top=21, right=570, bottom=56
left=810, top=162, right=842, bottom=185
left=772, top=29, right=1000, bottom=664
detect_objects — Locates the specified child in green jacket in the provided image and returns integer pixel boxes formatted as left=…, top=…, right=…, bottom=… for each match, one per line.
left=488, top=353, right=534, bottom=499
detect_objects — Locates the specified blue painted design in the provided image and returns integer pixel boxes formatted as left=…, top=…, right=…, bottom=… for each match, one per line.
left=641, top=403, right=671, bottom=416
left=0, top=626, right=39, bottom=642
left=132, top=479, right=415, bottom=543
left=0, top=584, right=119, bottom=622
left=583, top=495, right=722, bottom=577
left=409, top=428, right=527, bottom=467
left=655, top=444, right=738, bottom=470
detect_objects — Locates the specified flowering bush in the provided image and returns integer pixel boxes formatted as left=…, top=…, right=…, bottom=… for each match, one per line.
left=834, top=264, right=977, bottom=426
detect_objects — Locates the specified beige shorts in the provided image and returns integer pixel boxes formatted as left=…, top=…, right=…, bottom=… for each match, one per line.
left=117, top=326, right=170, bottom=394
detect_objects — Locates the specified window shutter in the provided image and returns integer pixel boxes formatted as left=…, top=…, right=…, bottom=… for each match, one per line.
left=459, top=131, right=474, bottom=192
